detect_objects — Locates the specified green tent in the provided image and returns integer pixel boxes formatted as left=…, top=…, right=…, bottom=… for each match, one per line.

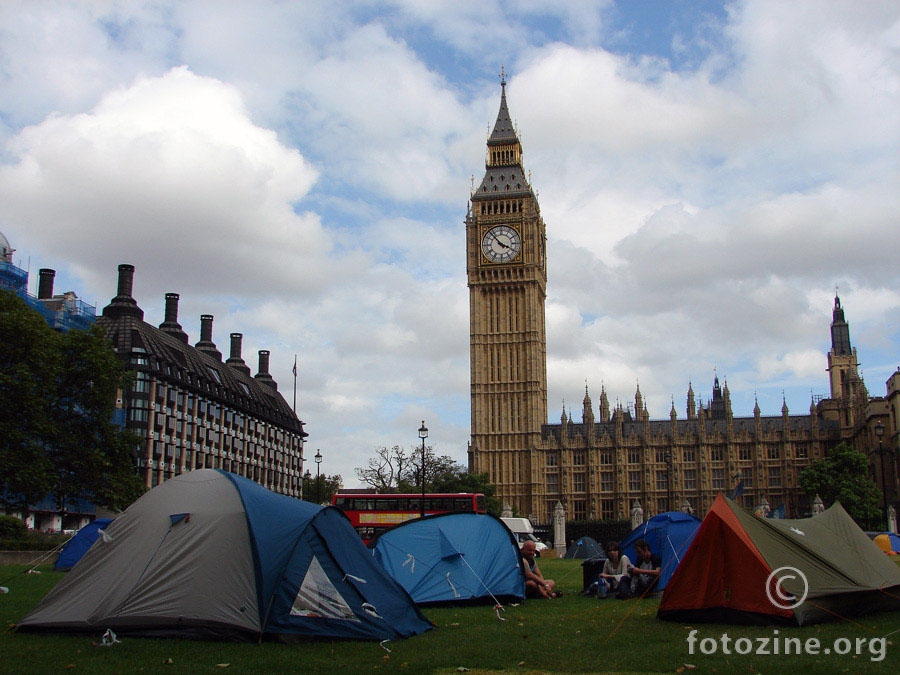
left=659, top=494, right=900, bottom=625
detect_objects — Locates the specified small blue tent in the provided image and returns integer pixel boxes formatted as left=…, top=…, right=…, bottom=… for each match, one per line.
left=372, top=512, right=525, bottom=605
left=20, top=470, right=432, bottom=641
left=54, top=519, right=114, bottom=571
left=564, top=536, right=604, bottom=559
left=620, top=511, right=701, bottom=591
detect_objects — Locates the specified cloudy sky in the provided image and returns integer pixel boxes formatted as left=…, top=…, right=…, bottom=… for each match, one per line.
left=1, top=1, right=898, bottom=487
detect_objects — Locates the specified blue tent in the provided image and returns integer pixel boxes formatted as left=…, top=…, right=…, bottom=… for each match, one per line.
left=564, top=536, right=604, bottom=559
left=620, top=511, right=701, bottom=591
left=372, top=512, right=525, bottom=605
left=54, top=519, right=114, bottom=571
left=20, top=470, right=432, bottom=641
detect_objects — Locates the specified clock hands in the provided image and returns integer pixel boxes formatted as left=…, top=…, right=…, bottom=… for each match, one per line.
left=483, top=226, right=520, bottom=262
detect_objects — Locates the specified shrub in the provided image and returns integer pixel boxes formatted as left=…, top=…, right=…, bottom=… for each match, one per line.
left=0, top=515, right=27, bottom=541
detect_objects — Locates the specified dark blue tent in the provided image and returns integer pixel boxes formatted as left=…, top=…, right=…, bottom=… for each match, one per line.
left=20, top=470, right=432, bottom=641
left=372, top=512, right=525, bottom=605
left=620, top=511, right=701, bottom=591
left=54, top=518, right=114, bottom=571
left=564, top=536, right=604, bottom=559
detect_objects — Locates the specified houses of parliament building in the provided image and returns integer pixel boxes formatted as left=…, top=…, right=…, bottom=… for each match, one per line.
left=467, top=76, right=898, bottom=524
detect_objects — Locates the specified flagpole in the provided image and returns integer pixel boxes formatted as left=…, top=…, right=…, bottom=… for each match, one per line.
left=292, top=355, right=298, bottom=414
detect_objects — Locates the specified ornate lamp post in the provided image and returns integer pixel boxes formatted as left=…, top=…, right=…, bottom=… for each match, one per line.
left=876, top=421, right=886, bottom=529
left=419, top=421, right=428, bottom=517
left=315, top=449, right=323, bottom=504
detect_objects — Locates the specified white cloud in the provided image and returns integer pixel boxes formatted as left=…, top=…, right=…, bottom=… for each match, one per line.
left=0, top=66, right=328, bottom=299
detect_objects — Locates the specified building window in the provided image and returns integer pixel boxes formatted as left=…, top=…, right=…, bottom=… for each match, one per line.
left=739, top=446, right=752, bottom=461
left=628, top=471, right=641, bottom=491
left=711, top=446, right=725, bottom=462
left=132, top=371, right=151, bottom=393
left=627, top=448, right=640, bottom=464
left=573, top=472, right=586, bottom=492
left=601, top=499, right=615, bottom=520
left=547, top=452, right=559, bottom=467
left=655, top=449, right=668, bottom=463
left=712, top=469, right=725, bottom=490
left=742, top=467, right=754, bottom=488
left=546, top=473, right=559, bottom=494
left=599, top=451, right=612, bottom=465
left=768, top=446, right=781, bottom=460
left=683, top=469, right=697, bottom=491
left=601, top=471, right=613, bottom=492
left=683, top=448, right=695, bottom=462
left=573, top=500, right=587, bottom=521
left=796, top=445, right=808, bottom=459
left=656, top=470, right=668, bottom=491
left=769, top=467, right=782, bottom=487
left=129, top=407, right=149, bottom=423
left=573, top=451, right=586, bottom=466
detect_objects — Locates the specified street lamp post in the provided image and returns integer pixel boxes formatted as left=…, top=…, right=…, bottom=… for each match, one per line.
left=876, top=421, right=886, bottom=529
left=419, top=421, right=428, bottom=518
left=315, top=449, right=323, bottom=505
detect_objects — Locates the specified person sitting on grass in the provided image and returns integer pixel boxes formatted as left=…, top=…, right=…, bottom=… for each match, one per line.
left=597, top=541, right=631, bottom=598
left=629, top=539, right=661, bottom=598
left=521, top=540, right=560, bottom=598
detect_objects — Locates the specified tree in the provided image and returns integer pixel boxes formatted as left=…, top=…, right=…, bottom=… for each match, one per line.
left=0, top=290, right=144, bottom=511
left=799, top=442, right=881, bottom=525
left=305, top=473, right=342, bottom=505
left=355, top=445, right=416, bottom=492
left=0, top=291, right=57, bottom=508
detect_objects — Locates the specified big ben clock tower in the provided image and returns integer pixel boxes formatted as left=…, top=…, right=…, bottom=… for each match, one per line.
left=467, top=72, right=548, bottom=516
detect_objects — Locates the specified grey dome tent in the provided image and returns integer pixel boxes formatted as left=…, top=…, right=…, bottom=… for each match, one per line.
left=18, top=469, right=432, bottom=641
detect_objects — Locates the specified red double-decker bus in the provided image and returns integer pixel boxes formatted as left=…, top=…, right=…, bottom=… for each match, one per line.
left=331, top=493, right=486, bottom=543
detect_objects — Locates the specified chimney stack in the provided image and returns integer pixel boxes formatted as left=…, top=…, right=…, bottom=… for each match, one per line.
left=101, top=263, right=143, bottom=320
left=195, top=314, right=222, bottom=361
left=37, top=269, right=55, bottom=300
left=159, top=293, right=189, bottom=343
left=255, top=349, right=277, bottom=390
left=226, top=332, right=252, bottom=376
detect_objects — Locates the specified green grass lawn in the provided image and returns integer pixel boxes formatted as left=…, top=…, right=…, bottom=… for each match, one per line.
left=2, top=558, right=899, bottom=674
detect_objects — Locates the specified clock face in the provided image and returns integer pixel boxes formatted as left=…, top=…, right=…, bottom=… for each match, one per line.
left=482, top=225, right=522, bottom=263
